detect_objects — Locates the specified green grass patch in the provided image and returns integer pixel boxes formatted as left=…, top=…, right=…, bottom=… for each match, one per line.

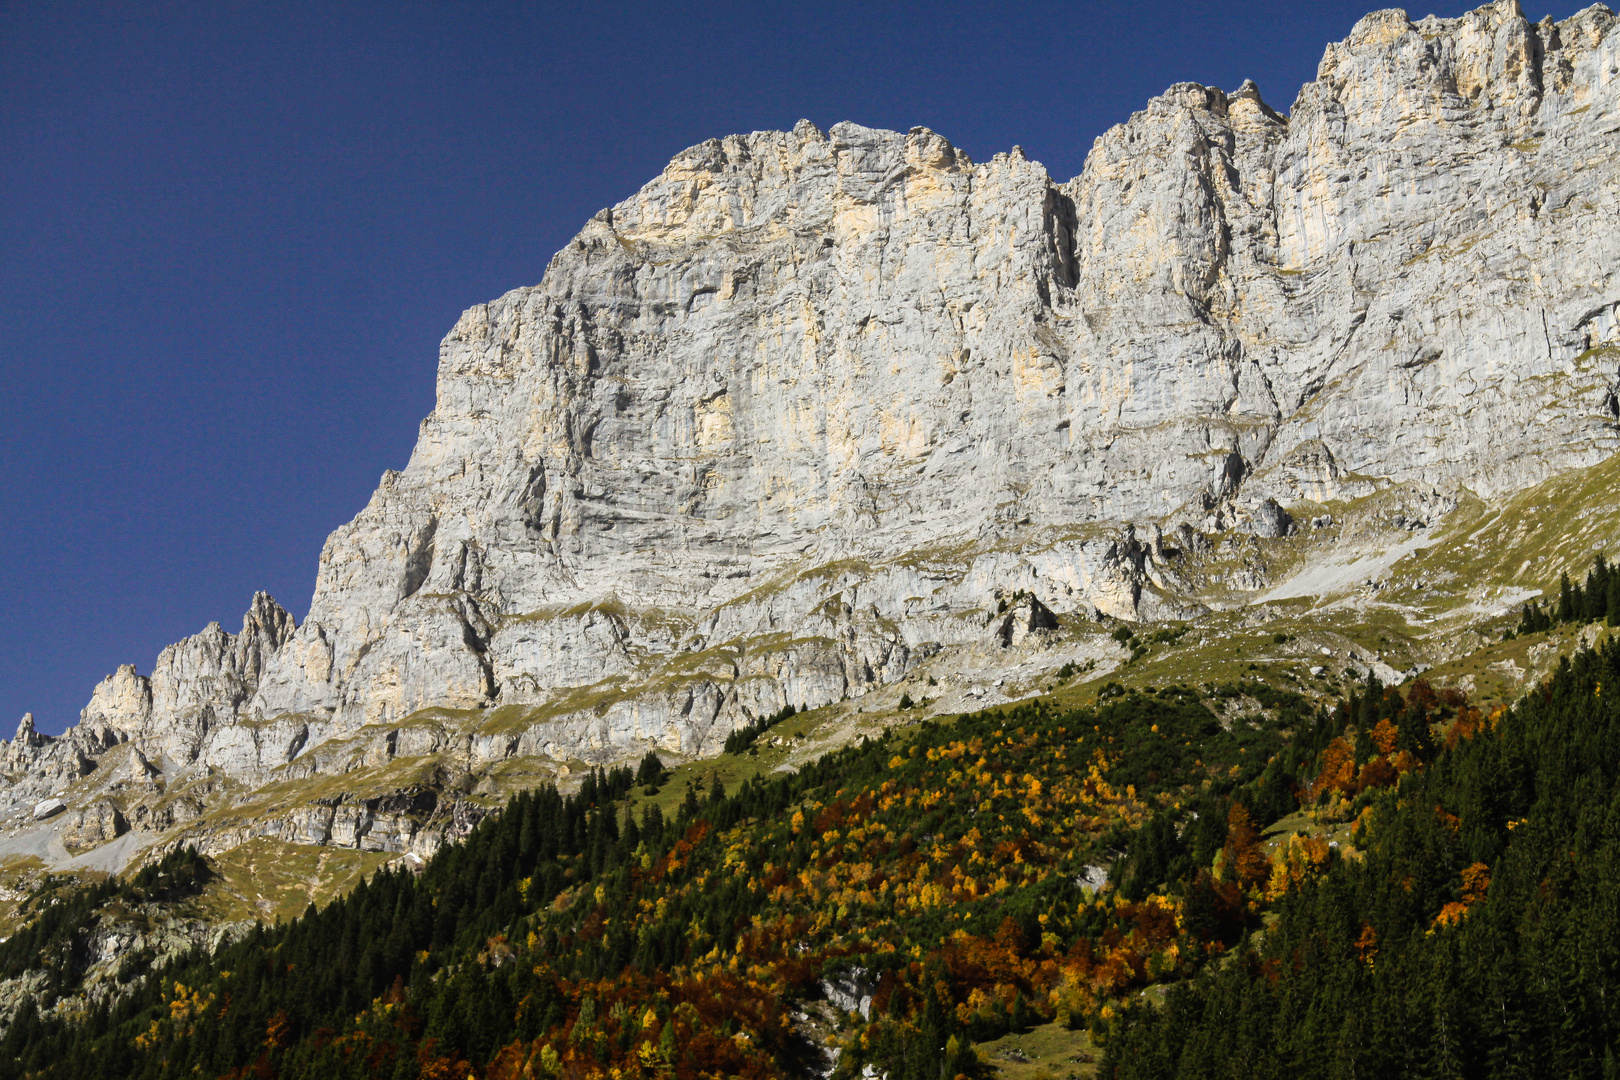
left=977, top=1021, right=1099, bottom=1078
left=187, top=837, right=395, bottom=925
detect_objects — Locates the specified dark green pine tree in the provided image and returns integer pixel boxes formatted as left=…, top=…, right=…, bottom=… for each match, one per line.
left=1586, top=555, right=1609, bottom=621
left=679, top=781, right=702, bottom=823
left=621, top=804, right=640, bottom=852
left=1399, top=695, right=1437, bottom=761
left=1359, top=677, right=1384, bottom=727
left=634, top=751, right=664, bottom=787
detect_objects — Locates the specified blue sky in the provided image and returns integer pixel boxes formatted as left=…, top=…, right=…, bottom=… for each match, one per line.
left=0, top=0, right=1589, bottom=733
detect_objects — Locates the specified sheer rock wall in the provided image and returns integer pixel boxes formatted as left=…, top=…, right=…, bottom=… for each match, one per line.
left=8, top=2, right=1620, bottom=850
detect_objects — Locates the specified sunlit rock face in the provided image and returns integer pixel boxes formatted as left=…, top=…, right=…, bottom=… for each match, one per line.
left=23, top=1, right=1620, bottom=791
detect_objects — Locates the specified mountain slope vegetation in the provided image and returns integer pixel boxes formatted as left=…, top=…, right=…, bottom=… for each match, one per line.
left=2, top=560, right=1619, bottom=1078
left=1100, top=640, right=1620, bottom=1079
left=0, top=674, right=1333, bottom=1078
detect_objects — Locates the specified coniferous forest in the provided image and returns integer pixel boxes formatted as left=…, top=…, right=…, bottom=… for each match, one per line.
left=1099, top=641, right=1620, bottom=1078
left=1514, top=553, right=1620, bottom=635
left=1, top=566, right=1618, bottom=1077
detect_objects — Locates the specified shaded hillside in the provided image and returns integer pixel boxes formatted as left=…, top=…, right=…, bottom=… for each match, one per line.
left=1099, top=640, right=1620, bottom=1078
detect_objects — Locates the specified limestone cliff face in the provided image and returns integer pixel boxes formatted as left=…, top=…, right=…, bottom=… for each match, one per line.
left=1060, top=1, right=1620, bottom=514
left=14, top=1, right=1620, bottom=805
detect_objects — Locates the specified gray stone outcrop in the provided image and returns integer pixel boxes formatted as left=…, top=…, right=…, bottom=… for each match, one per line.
left=6, top=1, right=1619, bottom=864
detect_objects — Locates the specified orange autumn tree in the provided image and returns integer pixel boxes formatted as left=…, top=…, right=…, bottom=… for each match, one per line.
left=1354, top=923, right=1379, bottom=967
left=1433, top=861, right=1492, bottom=929
left=1313, top=737, right=1358, bottom=797
left=1446, top=706, right=1488, bottom=748
left=1220, top=803, right=1271, bottom=891
left=1370, top=717, right=1399, bottom=755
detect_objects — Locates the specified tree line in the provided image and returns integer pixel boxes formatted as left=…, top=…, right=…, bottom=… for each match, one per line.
left=1515, top=552, right=1620, bottom=634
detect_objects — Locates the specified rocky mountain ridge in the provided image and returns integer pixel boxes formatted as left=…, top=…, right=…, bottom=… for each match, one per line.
left=5, top=0, right=1619, bottom=873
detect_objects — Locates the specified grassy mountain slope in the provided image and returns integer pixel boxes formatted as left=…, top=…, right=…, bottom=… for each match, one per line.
left=0, top=623, right=1615, bottom=1077
left=4, top=457, right=1620, bottom=1076
left=0, top=667, right=1338, bottom=1078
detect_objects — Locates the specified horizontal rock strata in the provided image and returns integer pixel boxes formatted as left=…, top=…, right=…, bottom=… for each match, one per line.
left=8, top=0, right=1620, bottom=862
